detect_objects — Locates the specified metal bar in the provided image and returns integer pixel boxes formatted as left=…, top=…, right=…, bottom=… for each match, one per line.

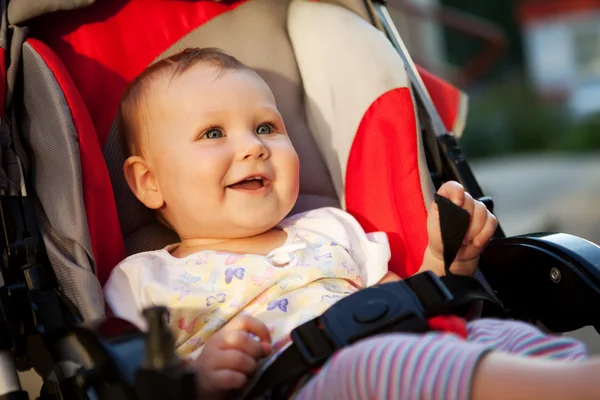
left=371, top=1, right=449, bottom=137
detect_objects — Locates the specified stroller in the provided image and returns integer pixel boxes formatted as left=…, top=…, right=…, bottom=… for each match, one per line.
left=1, top=0, right=600, bottom=398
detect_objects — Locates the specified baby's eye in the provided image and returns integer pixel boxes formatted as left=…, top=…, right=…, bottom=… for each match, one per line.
left=256, top=124, right=273, bottom=135
left=204, top=128, right=223, bottom=139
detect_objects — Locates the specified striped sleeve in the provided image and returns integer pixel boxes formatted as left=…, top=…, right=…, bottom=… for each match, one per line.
left=467, top=318, right=588, bottom=360
left=295, top=319, right=588, bottom=400
left=295, top=332, right=491, bottom=400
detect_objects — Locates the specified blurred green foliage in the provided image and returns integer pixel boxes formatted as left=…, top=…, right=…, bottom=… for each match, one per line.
left=437, top=0, right=600, bottom=159
left=460, top=78, right=600, bottom=159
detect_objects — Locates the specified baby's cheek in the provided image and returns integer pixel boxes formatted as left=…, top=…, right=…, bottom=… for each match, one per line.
left=282, top=151, right=301, bottom=189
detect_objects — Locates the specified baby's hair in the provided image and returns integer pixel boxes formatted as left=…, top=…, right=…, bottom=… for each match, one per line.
left=117, top=47, right=247, bottom=158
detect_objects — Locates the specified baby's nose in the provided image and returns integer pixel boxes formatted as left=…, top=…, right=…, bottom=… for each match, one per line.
left=241, top=137, right=269, bottom=160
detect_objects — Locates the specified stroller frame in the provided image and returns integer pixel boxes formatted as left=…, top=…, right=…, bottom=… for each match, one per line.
left=0, top=1, right=599, bottom=399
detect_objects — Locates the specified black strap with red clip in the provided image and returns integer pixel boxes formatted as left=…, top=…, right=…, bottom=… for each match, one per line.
left=243, top=195, right=505, bottom=399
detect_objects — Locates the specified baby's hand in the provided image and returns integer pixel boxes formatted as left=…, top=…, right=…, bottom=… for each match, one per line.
left=193, top=315, right=272, bottom=400
left=425, top=181, right=498, bottom=276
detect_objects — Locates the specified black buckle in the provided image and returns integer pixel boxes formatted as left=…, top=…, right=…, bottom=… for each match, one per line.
left=404, top=271, right=454, bottom=317
left=290, top=275, right=448, bottom=367
left=252, top=273, right=460, bottom=398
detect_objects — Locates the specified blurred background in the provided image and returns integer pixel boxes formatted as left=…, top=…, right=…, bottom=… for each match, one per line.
left=14, top=1, right=600, bottom=397
left=388, top=0, right=600, bottom=351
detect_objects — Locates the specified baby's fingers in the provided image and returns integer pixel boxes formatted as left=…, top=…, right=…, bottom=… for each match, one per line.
left=473, top=211, right=498, bottom=248
left=220, top=329, right=264, bottom=360
left=465, top=200, right=489, bottom=244
left=210, top=370, right=248, bottom=392
left=260, top=342, right=272, bottom=356
left=226, top=315, right=272, bottom=347
left=437, top=181, right=466, bottom=207
left=213, top=350, right=259, bottom=375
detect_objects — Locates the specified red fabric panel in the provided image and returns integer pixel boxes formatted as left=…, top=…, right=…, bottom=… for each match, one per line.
left=0, top=48, right=5, bottom=116
left=30, top=0, right=247, bottom=147
left=417, top=66, right=461, bottom=134
left=27, top=38, right=126, bottom=286
left=346, top=88, right=428, bottom=278
left=427, top=315, right=468, bottom=338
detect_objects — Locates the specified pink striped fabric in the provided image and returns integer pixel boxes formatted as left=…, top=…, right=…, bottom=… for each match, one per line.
left=294, top=319, right=587, bottom=400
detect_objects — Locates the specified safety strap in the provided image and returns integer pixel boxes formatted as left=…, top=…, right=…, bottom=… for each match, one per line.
left=244, top=194, right=504, bottom=399
left=245, top=273, right=499, bottom=399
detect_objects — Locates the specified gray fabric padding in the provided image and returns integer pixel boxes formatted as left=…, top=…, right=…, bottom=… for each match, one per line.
left=103, top=0, right=341, bottom=255
left=20, top=43, right=104, bottom=320
left=7, top=0, right=95, bottom=25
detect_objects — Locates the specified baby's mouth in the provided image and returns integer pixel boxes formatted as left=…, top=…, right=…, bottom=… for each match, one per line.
left=227, top=176, right=267, bottom=190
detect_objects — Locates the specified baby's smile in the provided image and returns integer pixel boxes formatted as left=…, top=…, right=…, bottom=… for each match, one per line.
left=226, top=174, right=273, bottom=193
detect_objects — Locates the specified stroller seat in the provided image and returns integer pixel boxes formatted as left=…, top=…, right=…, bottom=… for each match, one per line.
left=1, top=0, right=599, bottom=398
left=16, top=0, right=467, bottom=320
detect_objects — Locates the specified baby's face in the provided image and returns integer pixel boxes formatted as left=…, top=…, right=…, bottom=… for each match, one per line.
left=142, top=63, right=300, bottom=239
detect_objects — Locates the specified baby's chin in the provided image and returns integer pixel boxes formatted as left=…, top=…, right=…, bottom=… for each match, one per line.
left=229, top=212, right=286, bottom=236
left=227, top=196, right=297, bottom=233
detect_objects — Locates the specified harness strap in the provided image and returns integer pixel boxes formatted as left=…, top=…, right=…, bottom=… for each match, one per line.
left=245, top=272, right=501, bottom=399
left=244, top=191, right=503, bottom=399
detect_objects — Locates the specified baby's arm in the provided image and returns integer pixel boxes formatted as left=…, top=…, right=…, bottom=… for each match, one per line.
left=469, top=319, right=591, bottom=399
left=377, top=270, right=401, bottom=283
left=296, top=320, right=595, bottom=400
left=472, top=353, right=600, bottom=400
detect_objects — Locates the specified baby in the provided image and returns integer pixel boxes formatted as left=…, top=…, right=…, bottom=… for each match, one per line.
left=105, top=48, right=598, bottom=400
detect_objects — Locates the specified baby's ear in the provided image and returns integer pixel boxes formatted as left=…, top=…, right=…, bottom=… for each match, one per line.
left=123, top=156, right=164, bottom=210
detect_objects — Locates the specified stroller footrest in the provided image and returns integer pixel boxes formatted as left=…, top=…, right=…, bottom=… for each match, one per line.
left=479, top=233, right=600, bottom=333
